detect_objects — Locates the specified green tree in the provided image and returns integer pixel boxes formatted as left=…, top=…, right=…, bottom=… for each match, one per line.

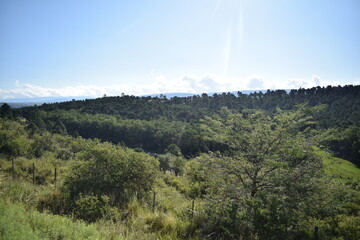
left=74, top=194, right=109, bottom=222
left=64, top=141, right=159, bottom=204
left=0, top=103, right=12, bottom=118
left=158, top=153, right=186, bottom=176
left=158, top=144, right=187, bottom=176
left=0, top=119, right=30, bottom=159
left=165, top=143, right=182, bottom=156
left=199, top=107, right=325, bottom=239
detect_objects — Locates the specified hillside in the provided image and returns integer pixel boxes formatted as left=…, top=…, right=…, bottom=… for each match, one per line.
left=7, top=85, right=360, bottom=163
left=1, top=85, right=360, bottom=239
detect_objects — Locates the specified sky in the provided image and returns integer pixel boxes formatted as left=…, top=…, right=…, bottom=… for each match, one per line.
left=0, top=0, right=359, bottom=99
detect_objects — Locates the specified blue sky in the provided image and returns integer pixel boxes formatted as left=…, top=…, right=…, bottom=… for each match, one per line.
left=1, top=0, right=359, bottom=99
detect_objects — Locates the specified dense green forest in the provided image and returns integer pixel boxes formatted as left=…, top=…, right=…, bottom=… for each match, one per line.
left=1, top=85, right=359, bottom=239
left=7, top=85, right=360, bottom=163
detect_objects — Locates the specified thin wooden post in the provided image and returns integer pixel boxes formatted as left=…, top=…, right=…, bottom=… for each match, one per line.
left=152, top=192, right=156, bottom=213
left=191, top=200, right=195, bottom=219
left=314, top=226, right=319, bottom=240
left=32, top=163, right=35, bottom=183
left=12, top=158, right=15, bottom=180
left=54, top=167, right=57, bottom=186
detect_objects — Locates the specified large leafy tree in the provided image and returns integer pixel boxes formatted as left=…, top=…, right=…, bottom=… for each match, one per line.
left=199, top=107, right=325, bottom=239
left=0, top=103, right=12, bottom=118
left=0, top=119, right=30, bottom=159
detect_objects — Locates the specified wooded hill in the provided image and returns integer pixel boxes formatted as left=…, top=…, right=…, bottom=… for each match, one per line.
left=5, top=84, right=360, bottom=164
left=0, top=85, right=359, bottom=239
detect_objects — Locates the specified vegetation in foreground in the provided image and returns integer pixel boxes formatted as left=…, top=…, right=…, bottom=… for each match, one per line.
left=1, top=85, right=360, bottom=239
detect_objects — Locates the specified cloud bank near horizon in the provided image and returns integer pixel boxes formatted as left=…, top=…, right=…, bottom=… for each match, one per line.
left=0, top=74, right=348, bottom=100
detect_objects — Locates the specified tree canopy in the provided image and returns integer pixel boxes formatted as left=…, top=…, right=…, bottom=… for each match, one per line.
left=64, top=141, right=159, bottom=203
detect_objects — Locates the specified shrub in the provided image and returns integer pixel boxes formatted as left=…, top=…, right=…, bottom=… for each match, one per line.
left=75, top=194, right=110, bottom=222
left=64, top=142, right=159, bottom=204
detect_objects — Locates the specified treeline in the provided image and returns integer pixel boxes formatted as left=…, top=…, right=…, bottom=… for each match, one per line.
left=24, top=109, right=208, bottom=156
left=2, top=85, right=360, bottom=164
left=16, top=85, right=360, bottom=126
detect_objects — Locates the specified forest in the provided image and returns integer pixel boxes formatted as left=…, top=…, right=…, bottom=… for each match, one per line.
left=1, top=85, right=359, bottom=240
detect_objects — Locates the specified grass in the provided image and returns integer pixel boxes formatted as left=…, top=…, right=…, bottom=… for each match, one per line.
left=0, top=199, right=124, bottom=240
left=1, top=143, right=357, bottom=240
left=0, top=169, right=203, bottom=240
left=118, top=175, right=204, bottom=239
left=314, top=146, right=360, bottom=185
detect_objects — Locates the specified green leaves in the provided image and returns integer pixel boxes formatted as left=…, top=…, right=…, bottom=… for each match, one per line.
left=64, top=142, right=159, bottom=204
left=75, top=194, right=110, bottom=222
left=0, top=119, right=31, bottom=159
left=197, top=107, right=326, bottom=238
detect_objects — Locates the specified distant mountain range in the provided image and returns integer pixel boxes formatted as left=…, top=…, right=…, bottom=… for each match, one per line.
left=0, top=96, right=95, bottom=108
left=144, top=90, right=269, bottom=98
left=0, top=90, right=274, bottom=108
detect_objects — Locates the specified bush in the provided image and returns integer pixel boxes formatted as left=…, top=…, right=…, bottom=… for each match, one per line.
left=36, top=189, right=68, bottom=214
left=64, top=142, right=159, bottom=204
left=75, top=194, right=110, bottom=222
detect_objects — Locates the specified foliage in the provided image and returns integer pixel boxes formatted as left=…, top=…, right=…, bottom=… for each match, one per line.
left=0, top=119, right=31, bottom=159
left=185, top=155, right=217, bottom=198
left=15, top=85, right=360, bottom=156
left=0, top=103, right=13, bottom=119
left=198, top=108, right=326, bottom=239
left=64, top=141, right=159, bottom=204
left=1, top=85, right=360, bottom=239
left=0, top=199, right=108, bottom=240
left=159, top=155, right=187, bottom=177
left=75, top=194, right=110, bottom=222
left=314, top=146, right=360, bottom=186
left=316, top=126, right=360, bottom=166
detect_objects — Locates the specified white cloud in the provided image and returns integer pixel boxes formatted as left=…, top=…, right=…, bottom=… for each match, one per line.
left=283, top=74, right=339, bottom=89
left=247, top=76, right=265, bottom=90
left=0, top=74, right=352, bottom=100
left=0, top=74, right=243, bottom=99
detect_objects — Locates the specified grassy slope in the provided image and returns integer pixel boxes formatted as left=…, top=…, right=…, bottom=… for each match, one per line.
left=0, top=199, right=124, bottom=240
left=314, top=146, right=360, bottom=184
left=0, top=171, right=200, bottom=240
left=1, top=147, right=358, bottom=240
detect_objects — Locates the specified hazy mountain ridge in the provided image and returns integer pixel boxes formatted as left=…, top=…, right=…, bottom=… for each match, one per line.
left=1, top=90, right=271, bottom=108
